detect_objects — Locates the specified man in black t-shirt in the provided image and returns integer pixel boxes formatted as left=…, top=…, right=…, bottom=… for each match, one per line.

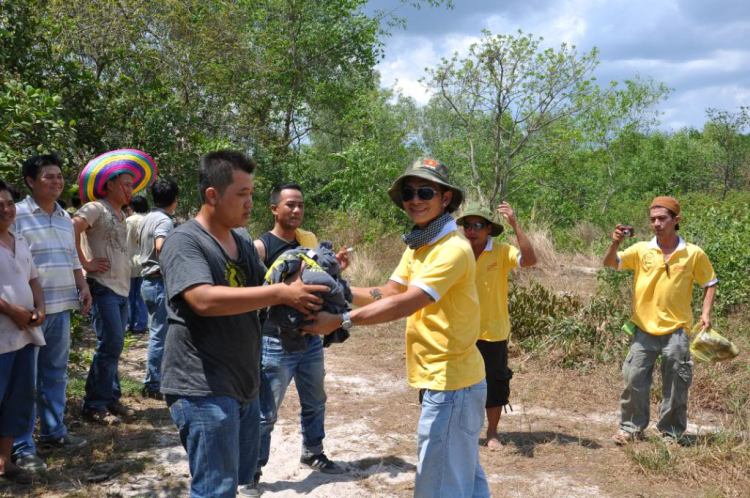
left=252, top=183, right=350, bottom=482
left=159, top=151, right=328, bottom=498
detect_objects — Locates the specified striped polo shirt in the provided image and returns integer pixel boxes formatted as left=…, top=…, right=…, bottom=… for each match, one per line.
left=14, top=196, right=82, bottom=314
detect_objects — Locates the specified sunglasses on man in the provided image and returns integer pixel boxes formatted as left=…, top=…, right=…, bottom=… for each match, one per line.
left=462, top=221, right=488, bottom=232
left=401, top=186, right=440, bottom=202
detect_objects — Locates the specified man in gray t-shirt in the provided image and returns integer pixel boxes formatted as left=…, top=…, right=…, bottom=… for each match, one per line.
left=137, top=178, right=179, bottom=399
left=158, top=150, right=328, bottom=497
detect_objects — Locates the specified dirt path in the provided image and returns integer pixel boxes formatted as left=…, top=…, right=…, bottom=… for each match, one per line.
left=0, top=321, right=739, bottom=497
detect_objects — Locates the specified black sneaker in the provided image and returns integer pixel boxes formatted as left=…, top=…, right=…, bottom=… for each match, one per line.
left=300, top=453, right=345, bottom=474
left=238, top=471, right=262, bottom=497
left=12, top=454, right=47, bottom=473
left=40, top=433, right=88, bottom=449
left=141, top=386, right=164, bottom=401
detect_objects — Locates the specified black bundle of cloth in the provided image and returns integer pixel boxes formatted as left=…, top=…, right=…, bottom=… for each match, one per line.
left=263, top=241, right=352, bottom=352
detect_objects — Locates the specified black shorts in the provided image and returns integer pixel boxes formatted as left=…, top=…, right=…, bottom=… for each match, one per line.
left=476, top=339, right=513, bottom=408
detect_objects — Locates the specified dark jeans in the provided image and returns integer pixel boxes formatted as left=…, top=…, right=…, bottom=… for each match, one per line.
left=141, top=277, right=168, bottom=391
left=259, top=334, right=326, bottom=470
left=83, top=283, right=128, bottom=411
left=0, top=344, right=36, bottom=439
left=128, top=276, right=148, bottom=331
left=167, top=395, right=260, bottom=498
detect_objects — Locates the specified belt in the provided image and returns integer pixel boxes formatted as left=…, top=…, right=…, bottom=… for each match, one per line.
left=144, top=272, right=162, bottom=280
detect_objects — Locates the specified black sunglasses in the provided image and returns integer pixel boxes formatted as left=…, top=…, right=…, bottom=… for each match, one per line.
left=401, top=186, right=439, bottom=202
left=462, top=221, right=487, bottom=231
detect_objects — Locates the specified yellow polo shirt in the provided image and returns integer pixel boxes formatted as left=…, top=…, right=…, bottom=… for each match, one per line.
left=618, top=237, right=717, bottom=335
left=390, top=224, right=486, bottom=391
left=295, top=228, right=318, bottom=248
left=476, top=239, right=521, bottom=342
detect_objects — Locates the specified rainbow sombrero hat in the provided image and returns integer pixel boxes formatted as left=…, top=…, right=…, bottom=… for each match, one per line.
left=78, top=149, right=156, bottom=203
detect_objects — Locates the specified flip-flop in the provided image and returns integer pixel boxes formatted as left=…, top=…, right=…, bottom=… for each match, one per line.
left=0, top=466, right=32, bottom=485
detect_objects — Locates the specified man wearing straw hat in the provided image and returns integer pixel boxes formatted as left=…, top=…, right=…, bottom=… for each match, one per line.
left=73, top=150, right=154, bottom=425
left=603, top=196, right=717, bottom=445
left=304, top=157, right=490, bottom=498
left=457, top=201, right=537, bottom=450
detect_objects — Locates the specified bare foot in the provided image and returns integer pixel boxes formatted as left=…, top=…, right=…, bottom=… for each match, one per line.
left=485, top=436, right=504, bottom=451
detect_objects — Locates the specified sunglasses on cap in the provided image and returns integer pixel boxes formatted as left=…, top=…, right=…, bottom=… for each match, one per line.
left=401, top=186, right=440, bottom=202
left=462, top=221, right=488, bottom=232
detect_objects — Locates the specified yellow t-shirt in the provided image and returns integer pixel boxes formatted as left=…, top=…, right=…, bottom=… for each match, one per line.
left=295, top=228, right=318, bottom=248
left=618, top=237, right=717, bottom=335
left=390, top=228, right=486, bottom=391
left=475, top=239, right=520, bottom=342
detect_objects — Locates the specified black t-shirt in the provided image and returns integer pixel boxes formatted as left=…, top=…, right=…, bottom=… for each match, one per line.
left=258, top=232, right=301, bottom=335
left=259, top=232, right=300, bottom=268
left=159, top=220, right=264, bottom=401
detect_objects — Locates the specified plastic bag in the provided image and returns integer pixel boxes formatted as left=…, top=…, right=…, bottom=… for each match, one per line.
left=690, top=328, right=740, bottom=363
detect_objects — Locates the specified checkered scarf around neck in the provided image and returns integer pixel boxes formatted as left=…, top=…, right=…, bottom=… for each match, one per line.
left=402, top=212, right=454, bottom=250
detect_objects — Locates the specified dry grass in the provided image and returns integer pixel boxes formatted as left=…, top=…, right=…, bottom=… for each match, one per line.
left=571, top=221, right=604, bottom=250
left=345, top=241, right=402, bottom=288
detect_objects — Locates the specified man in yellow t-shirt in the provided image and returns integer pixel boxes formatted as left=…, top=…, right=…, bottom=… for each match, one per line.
left=603, top=196, right=717, bottom=445
left=304, top=157, right=490, bottom=498
left=457, top=202, right=537, bottom=450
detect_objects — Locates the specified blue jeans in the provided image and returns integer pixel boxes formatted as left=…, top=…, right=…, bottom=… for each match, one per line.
left=13, top=311, right=71, bottom=458
left=167, top=395, right=260, bottom=498
left=259, top=334, right=326, bottom=469
left=128, top=276, right=148, bottom=331
left=83, top=284, right=128, bottom=411
left=0, top=344, right=36, bottom=439
left=416, top=379, right=490, bottom=498
left=141, top=277, right=168, bottom=391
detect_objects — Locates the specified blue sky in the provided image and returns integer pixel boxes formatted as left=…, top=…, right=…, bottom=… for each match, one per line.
left=365, top=0, right=750, bottom=130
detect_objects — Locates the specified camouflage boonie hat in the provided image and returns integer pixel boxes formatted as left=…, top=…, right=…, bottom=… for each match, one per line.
left=387, top=157, right=464, bottom=213
left=456, top=202, right=504, bottom=236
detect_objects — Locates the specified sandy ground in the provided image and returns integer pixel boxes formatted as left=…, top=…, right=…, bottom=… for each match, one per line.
left=0, top=318, right=743, bottom=498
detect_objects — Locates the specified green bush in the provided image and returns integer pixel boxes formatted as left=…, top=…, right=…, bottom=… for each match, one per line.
left=679, top=192, right=750, bottom=313
left=510, top=270, right=632, bottom=367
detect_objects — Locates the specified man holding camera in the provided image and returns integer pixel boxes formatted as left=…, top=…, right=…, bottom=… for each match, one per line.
left=603, top=196, right=717, bottom=445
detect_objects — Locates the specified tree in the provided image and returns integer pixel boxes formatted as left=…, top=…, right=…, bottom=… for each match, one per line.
left=579, top=76, right=670, bottom=213
left=422, top=30, right=605, bottom=206
left=703, top=107, right=750, bottom=199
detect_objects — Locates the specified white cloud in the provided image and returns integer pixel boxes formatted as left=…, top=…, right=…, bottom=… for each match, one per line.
left=374, top=0, right=750, bottom=128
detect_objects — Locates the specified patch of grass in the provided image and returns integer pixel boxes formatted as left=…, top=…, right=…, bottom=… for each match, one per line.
left=67, top=372, right=142, bottom=399
left=625, top=437, right=676, bottom=472
left=346, top=244, right=394, bottom=288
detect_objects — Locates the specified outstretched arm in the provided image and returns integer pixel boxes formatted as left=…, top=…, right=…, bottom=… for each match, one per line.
left=303, top=285, right=432, bottom=335
left=350, top=280, right=406, bottom=307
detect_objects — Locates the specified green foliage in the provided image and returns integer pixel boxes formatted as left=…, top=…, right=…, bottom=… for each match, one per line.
left=0, top=78, right=76, bottom=185
left=679, top=192, right=750, bottom=313
left=510, top=269, right=632, bottom=367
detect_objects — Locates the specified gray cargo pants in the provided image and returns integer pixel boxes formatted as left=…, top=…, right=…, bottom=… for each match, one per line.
left=620, top=327, right=693, bottom=438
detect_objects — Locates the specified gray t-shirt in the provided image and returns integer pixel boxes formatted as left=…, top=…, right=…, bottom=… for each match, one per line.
left=159, top=220, right=264, bottom=401
left=139, top=208, right=174, bottom=277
